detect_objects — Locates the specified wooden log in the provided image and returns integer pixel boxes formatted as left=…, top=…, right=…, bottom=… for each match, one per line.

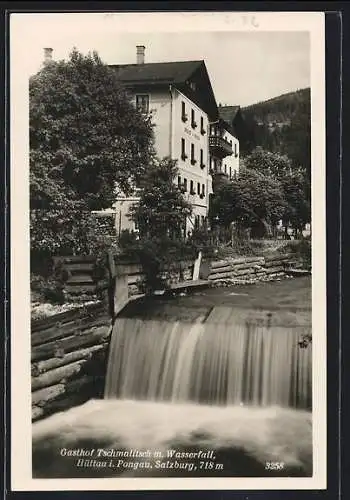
left=32, top=344, right=107, bottom=375
left=31, top=302, right=105, bottom=332
left=210, top=260, right=232, bottom=269
left=209, top=271, right=238, bottom=280
left=264, top=254, right=293, bottom=263
left=31, top=314, right=111, bottom=347
left=264, top=266, right=285, bottom=274
left=31, top=325, right=111, bottom=362
left=32, top=360, right=85, bottom=391
left=231, top=261, right=264, bottom=271
left=230, top=256, right=265, bottom=265
left=233, top=268, right=256, bottom=276
left=208, top=265, right=233, bottom=274
left=32, top=406, right=44, bottom=421
left=32, top=383, right=66, bottom=406
left=264, top=260, right=291, bottom=268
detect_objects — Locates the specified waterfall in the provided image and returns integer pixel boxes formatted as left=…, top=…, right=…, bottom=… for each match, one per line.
left=104, top=306, right=312, bottom=409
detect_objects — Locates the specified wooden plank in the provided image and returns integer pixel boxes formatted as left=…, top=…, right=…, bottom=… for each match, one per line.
left=31, top=326, right=111, bottom=362
left=66, top=274, right=94, bottom=284
left=107, top=250, right=116, bottom=279
left=32, top=344, right=107, bottom=375
left=63, top=262, right=96, bottom=272
left=64, top=284, right=97, bottom=293
left=31, top=314, right=111, bottom=347
left=53, top=256, right=96, bottom=264
left=31, top=302, right=105, bottom=332
left=169, top=280, right=211, bottom=291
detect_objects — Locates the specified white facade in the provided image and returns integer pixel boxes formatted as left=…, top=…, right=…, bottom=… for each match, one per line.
left=115, top=87, right=213, bottom=233
left=221, top=129, right=240, bottom=179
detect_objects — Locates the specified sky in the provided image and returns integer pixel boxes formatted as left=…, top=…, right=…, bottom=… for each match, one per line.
left=11, top=12, right=310, bottom=107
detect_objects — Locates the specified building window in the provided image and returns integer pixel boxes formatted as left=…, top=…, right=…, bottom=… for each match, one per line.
left=136, top=95, right=149, bottom=114
left=197, top=182, right=201, bottom=195
left=181, top=138, right=187, bottom=160
left=190, top=143, right=196, bottom=165
left=229, top=167, right=232, bottom=178
left=224, top=164, right=227, bottom=174
left=200, top=184, right=205, bottom=199
left=234, top=143, right=238, bottom=158
left=181, top=101, right=188, bottom=122
left=191, top=109, right=197, bottom=129
left=200, top=149, right=205, bottom=169
left=178, top=175, right=181, bottom=187
left=183, top=178, right=187, bottom=192
left=190, top=180, right=195, bottom=195
left=190, top=81, right=196, bottom=91
left=200, top=117, right=206, bottom=135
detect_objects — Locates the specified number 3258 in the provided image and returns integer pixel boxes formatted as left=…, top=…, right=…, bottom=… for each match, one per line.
left=265, top=462, right=284, bottom=470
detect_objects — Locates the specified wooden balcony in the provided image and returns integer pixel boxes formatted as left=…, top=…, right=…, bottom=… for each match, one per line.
left=209, top=136, right=233, bottom=158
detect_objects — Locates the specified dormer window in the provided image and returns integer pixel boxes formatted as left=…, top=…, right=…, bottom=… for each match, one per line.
left=189, top=81, right=196, bottom=91
left=136, top=94, right=149, bottom=114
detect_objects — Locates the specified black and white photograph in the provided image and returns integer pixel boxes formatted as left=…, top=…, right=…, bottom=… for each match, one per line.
left=10, top=11, right=326, bottom=491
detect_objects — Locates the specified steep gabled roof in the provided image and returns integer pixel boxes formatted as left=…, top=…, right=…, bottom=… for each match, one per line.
left=110, top=60, right=203, bottom=85
left=110, top=59, right=218, bottom=120
left=218, top=105, right=241, bottom=124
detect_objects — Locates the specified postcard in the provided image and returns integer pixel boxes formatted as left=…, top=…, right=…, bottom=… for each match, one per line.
left=10, top=10, right=326, bottom=492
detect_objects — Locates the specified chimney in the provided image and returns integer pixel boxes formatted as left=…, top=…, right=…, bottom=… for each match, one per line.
left=43, top=47, right=53, bottom=65
left=136, top=45, right=145, bottom=65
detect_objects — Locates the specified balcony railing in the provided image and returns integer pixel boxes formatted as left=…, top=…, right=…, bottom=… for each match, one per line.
left=209, top=136, right=233, bottom=158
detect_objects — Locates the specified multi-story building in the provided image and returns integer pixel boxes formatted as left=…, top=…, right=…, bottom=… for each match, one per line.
left=110, top=46, right=241, bottom=234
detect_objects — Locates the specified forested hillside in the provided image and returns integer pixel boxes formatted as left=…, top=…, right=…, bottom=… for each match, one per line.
left=241, top=88, right=311, bottom=178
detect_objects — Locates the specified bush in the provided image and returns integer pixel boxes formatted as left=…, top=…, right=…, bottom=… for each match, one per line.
left=31, top=273, right=65, bottom=304
left=118, top=231, right=199, bottom=293
left=279, top=238, right=311, bottom=268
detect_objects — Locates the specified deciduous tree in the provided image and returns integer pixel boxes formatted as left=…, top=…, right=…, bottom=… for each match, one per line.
left=30, top=48, right=155, bottom=261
